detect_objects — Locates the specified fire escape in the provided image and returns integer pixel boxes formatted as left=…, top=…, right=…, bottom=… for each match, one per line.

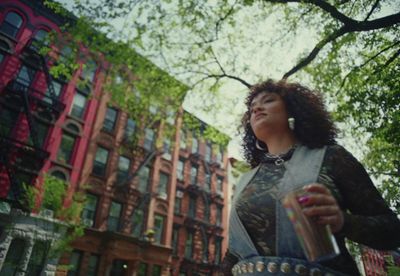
left=0, top=36, right=65, bottom=210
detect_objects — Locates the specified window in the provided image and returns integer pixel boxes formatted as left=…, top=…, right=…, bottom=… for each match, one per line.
left=67, top=250, right=83, bottom=276
left=180, top=130, right=186, bottom=149
left=137, top=263, right=148, bottom=276
left=152, top=264, right=162, bottom=276
left=108, top=201, right=122, bottom=232
left=177, top=159, right=184, bottom=181
left=103, top=107, right=118, bottom=132
left=190, top=165, right=198, bottom=185
left=26, top=241, right=48, bottom=276
left=205, top=172, right=211, bottom=192
left=81, top=194, right=98, bottom=227
left=215, top=239, right=222, bottom=264
left=82, top=59, right=97, bottom=82
left=124, top=118, right=136, bottom=141
left=203, top=198, right=210, bottom=221
left=70, top=92, right=87, bottom=119
left=154, top=214, right=165, bottom=244
left=59, top=45, right=72, bottom=64
left=205, top=143, right=212, bottom=162
left=162, top=139, right=171, bottom=160
left=138, top=166, right=150, bottom=192
left=216, top=206, right=222, bottom=226
left=0, top=238, right=26, bottom=275
left=57, top=133, right=76, bottom=164
left=0, top=12, right=23, bottom=38
left=172, top=228, right=179, bottom=255
left=16, top=65, right=36, bottom=87
left=46, top=80, right=63, bottom=98
left=34, top=29, right=48, bottom=43
left=0, top=108, right=18, bottom=136
left=202, top=235, right=209, bottom=262
left=191, top=135, right=198, bottom=153
left=132, top=208, right=144, bottom=237
left=31, top=29, right=49, bottom=51
left=174, top=196, right=181, bottom=214
left=32, top=121, right=49, bottom=148
left=188, top=197, right=196, bottom=218
left=117, top=156, right=131, bottom=184
left=157, top=172, right=169, bottom=196
left=110, top=260, right=128, bottom=275
left=51, top=170, right=67, bottom=181
left=184, top=232, right=193, bottom=259
left=217, top=177, right=223, bottom=193
left=144, top=128, right=155, bottom=150
left=87, top=254, right=100, bottom=276
left=92, top=146, right=109, bottom=177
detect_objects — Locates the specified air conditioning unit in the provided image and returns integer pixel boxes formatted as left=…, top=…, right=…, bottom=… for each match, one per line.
left=39, top=208, right=54, bottom=218
left=162, top=152, right=172, bottom=160
left=176, top=190, right=184, bottom=198
left=158, top=192, right=168, bottom=200
left=83, top=218, right=94, bottom=227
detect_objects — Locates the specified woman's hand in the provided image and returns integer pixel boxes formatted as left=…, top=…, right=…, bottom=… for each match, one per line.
left=298, top=183, right=344, bottom=233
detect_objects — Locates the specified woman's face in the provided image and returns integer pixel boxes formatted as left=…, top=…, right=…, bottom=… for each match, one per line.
left=249, top=92, right=290, bottom=140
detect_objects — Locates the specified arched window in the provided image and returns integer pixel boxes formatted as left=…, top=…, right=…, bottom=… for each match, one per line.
left=51, top=170, right=68, bottom=181
left=31, top=29, right=49, bottom=51
left=34, top=29, right=48, bottom=43
left=65, top=122, right=80, bottom=134
left=0, top=12, right=24, bottom=38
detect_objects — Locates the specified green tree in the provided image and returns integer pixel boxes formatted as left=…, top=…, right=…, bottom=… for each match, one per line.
left=52, top=0, right=399, bottom=210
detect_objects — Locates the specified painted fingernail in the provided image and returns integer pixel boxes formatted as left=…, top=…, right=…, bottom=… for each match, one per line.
left=297, top=196, right=310, bottom=204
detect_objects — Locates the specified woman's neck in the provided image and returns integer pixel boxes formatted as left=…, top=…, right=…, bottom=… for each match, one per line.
left=262, top=134, right=297, bottom=155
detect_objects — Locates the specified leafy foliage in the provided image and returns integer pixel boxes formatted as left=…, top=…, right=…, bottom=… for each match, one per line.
left=51, top=0, right=399, bottom=211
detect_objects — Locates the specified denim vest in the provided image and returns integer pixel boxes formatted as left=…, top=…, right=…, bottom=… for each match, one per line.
left=229, top=145, right=327, bottom=260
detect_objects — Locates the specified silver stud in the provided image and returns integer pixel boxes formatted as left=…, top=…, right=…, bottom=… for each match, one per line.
left=248, top=262, right=254, bottom=273
left=241, top=263, right=248, bottom=273
left=256, top=261, right=265, bottom=272
left=280, top=262, right=291, bottom=273
left=267, top=262, right=278, bottom=273
left=310, top=268, right=322, bottom=276
left=294, top=264, right=308, bottom=275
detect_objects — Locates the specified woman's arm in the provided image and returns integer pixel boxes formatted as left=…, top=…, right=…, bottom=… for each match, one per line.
left=330, top=145, right=400, bottom=249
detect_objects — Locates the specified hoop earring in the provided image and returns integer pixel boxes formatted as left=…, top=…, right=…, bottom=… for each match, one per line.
left=288, top=117, right=295, bottom=131
left=255, top=140, right=266, bottom=151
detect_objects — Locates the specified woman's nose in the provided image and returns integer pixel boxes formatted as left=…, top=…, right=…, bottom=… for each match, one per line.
left=253, top=105, right=263, bottom=113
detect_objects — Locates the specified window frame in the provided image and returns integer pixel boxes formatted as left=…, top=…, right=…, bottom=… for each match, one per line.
left=0, top=11, right=24, bottom=39
left=102, top=106, right=118, bottom=133
left=92, top=146, right=110, bottom=177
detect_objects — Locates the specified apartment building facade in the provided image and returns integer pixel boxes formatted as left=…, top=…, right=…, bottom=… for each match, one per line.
left=0, top=1, right=230, bottom=275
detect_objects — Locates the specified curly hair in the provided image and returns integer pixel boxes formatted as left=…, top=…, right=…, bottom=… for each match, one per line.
left=241, top=79, right=338, bottom=168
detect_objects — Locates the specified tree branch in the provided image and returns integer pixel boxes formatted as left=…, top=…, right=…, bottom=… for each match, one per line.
left=282, top=26, right=348, bottom=79
left=364, top=0, right=382, bottom=21
left=336, top=40, right=400, bottom=94
left=266, top=0, right=357, bottom=25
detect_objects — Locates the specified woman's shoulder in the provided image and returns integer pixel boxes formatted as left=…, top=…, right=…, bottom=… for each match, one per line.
left=324, top=144, right=365, bottom=174
left=325, top=144, right=356, bottom=160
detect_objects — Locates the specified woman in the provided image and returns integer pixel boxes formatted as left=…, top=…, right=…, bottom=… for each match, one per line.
left=222, top=79, right=400, bottom=275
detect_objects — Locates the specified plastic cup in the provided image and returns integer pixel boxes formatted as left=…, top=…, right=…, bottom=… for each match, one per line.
left=282, top=188, right=340, bottom=262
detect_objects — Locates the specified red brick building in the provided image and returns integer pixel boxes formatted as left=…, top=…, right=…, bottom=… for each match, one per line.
left=0, top=0, right=230, bottom=275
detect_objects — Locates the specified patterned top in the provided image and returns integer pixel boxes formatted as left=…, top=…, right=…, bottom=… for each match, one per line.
left=222, top=145, right=400, bottom=275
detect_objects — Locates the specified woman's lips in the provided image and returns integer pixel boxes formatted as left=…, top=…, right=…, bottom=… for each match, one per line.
left=255, top=113, right=267, bottom=120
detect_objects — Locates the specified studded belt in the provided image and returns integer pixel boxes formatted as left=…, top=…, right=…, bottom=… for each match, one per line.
left=231, top=256, right=348, bottom=276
